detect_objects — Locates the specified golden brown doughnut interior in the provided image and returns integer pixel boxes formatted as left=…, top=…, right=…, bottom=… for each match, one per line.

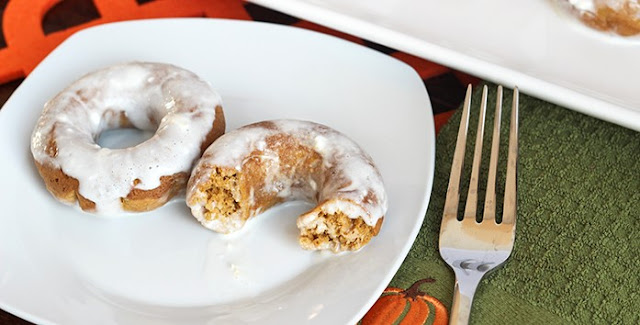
left=198, top=167, right=243, bottom=221
left=299, top=213, right=383, bottom=252
left=580, top=3, right=640, bottom=36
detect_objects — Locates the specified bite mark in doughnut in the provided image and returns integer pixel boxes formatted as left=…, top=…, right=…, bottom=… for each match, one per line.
left=186, top=120, right=387, bottom=252
left=31, top=62, right=225, bottom=214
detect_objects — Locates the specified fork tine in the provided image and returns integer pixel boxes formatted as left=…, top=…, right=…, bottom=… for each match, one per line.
left=463, top=85, right=488, bottom=220
left=502, top=87, right=519, bottom=224
left=442, top=84, right=472, bottom=221
left=484, top=86, right=503, bottom=222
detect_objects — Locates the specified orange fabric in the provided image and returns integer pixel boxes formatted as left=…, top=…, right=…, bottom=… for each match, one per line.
left=453, top=70, right=481, bottom=89
left=0, top=0, right=251, bottom=84
left=391, top=52, right=449, bottom=81
left=292, top=20, right=364, bottom=45
left=399, top=298, right=430, bottom=325
left=419, top=295, right=449, bottom=325
left=435, top=110, right=456, bottom=134
left=361, top=294, right=407, bottom=324
left=362, top=280, right=448, bottom=325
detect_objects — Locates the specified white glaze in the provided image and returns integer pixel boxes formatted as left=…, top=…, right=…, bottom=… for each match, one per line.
left=31, top=62, right=223, bottom=214
left=567, top=0, right=596, bottom=11
left=187, top=120, right=387, bottom=231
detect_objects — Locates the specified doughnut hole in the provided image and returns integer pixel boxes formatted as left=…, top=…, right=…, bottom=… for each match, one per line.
left=95, top=111, right=156, bottom=149
left=298, top=212, right=383, bottom=252
left=96, top=128, right=156, bottom=149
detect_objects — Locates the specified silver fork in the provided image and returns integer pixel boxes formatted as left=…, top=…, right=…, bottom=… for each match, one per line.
left=439, top=85, right=518, bottom=325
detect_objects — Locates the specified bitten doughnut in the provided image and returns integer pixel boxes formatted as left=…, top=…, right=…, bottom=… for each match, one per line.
left=186, top=120, right=387, bottom=252
left=31, top=62, right=225, bottom=214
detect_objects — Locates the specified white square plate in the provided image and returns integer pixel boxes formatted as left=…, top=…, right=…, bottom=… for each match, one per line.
left=0, top=19, right=435, bottom=324
left=251, top=0, right=640, bottom=131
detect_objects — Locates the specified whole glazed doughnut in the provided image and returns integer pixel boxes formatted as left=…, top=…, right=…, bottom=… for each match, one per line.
left=31, top=62, right=225, bottom=214
left=186, top=120, right=387, bottom=252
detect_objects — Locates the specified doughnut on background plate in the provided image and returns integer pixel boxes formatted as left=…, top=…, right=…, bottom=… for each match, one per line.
left=0, top=19, right=434, bottom=325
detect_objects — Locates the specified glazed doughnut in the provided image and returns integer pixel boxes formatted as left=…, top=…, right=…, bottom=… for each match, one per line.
left=561, top=0, right=640, bottom=35
left=31, top=62, right=225, bottom=214
left=186, top=120, right=387, bottom=252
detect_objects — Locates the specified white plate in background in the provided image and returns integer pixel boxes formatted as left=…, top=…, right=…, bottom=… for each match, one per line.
left=0, top=19, right=434, bottom=324
left=251, top=0, right=640, bottom=130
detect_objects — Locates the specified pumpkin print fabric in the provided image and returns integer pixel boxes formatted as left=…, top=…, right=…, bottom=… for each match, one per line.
left=362, top=279, right=448, bottom=325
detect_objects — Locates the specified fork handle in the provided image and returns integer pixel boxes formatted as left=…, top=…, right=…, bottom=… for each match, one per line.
left=449, top=269, right=484, bottom=325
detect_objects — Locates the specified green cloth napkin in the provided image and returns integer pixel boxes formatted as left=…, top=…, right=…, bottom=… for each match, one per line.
left=385, top=86, right=640, bottom=324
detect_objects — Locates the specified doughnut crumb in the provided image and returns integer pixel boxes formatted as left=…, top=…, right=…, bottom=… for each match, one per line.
left=299, top=211, right=383, bottom=252
left=199, top=167, right=241, bottom=222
